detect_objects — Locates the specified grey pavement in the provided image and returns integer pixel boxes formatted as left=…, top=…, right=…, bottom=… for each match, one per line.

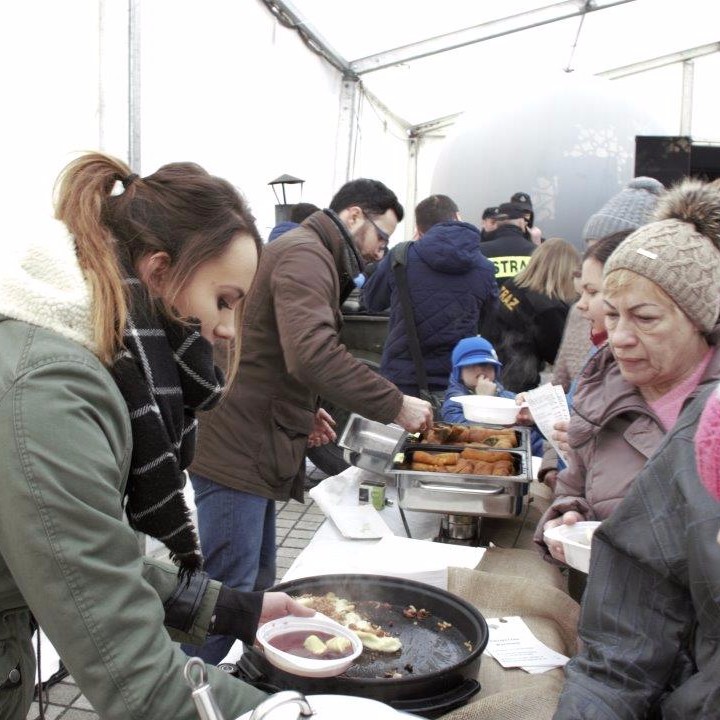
left=27, top=466, right=328, bottom=720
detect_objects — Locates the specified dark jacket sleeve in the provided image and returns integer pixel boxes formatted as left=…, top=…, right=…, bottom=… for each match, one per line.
left=475, top=266, right=499, bottom=332
left=555, top=529, right=693, bottom=719
left=362, top=252, right=393, bottom=312
left=534, top=304, right=569, bottom=365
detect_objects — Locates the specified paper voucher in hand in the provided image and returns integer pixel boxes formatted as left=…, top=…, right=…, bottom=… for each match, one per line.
left=525, top=383, right=570, bottom=464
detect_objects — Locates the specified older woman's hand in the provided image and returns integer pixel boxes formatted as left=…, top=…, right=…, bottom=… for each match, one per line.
left=551, top=420, right=570, bottom=454
left=259, top=592, right=316, bottom=626
left=544, top=511, right=584, bottom=563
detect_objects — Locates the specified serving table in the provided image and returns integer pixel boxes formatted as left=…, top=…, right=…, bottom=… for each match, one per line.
left=281, top=466, right=486, bottom=590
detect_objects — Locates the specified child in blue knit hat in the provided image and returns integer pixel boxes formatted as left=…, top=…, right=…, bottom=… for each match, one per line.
left=442, top=336, right=543, bottom=455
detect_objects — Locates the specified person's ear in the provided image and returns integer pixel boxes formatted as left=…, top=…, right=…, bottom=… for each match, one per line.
left=342, top=205, right=364, bottom=231
left=136, top=251, right=172, bottom=296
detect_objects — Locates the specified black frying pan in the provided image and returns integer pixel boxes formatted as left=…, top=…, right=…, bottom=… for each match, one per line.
left=237, top=574, right=488, bottom=718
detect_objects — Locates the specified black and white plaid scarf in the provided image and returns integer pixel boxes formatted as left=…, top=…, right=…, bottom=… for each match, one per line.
left=110, top=277, right=224, bottom=579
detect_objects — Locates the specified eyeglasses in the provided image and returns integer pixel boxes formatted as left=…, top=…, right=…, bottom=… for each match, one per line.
left=362, top=211, right=390, bottom=246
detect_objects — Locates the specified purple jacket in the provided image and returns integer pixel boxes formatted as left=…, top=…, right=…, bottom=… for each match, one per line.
left=363, top=221, right=498, bottom=388
left=534, top=328, right=720, bottom=557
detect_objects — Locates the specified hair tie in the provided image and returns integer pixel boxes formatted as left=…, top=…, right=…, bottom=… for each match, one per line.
left=123, top=173, right=139, bottom=189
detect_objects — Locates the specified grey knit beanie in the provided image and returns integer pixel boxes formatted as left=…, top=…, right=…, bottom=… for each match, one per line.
left=582, top=176, right=665, bottom=243
left=604, top=178, right=720, bottom=333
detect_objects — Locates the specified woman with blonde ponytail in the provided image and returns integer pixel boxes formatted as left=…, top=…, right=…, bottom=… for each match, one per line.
left=0, top=151, right=312, bottom=720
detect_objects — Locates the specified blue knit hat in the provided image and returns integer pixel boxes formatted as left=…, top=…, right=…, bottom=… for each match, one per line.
left=451, top=336, right=502, bottom=380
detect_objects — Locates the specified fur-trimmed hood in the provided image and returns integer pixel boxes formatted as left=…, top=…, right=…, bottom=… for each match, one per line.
left=0, top=218, right=94, bottom=350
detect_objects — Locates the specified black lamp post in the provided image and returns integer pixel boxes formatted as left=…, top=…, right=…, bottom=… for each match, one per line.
left=268, top=173, right=305, bottom=224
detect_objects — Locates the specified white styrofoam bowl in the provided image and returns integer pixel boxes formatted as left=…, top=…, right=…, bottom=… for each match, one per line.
left=543, top=521, right=601, bottom=574
left=450, top=395, right=520, bottom=425
left=255, top=613, right=363, bottom=678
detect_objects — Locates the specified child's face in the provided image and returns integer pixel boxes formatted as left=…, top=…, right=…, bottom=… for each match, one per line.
left=461, top=363, right=497, bottom=389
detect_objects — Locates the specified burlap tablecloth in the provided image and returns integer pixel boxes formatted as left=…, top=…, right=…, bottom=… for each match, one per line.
left=439, top=548, right=579, bottom=720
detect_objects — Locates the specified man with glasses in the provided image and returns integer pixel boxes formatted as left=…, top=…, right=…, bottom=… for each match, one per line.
left=185, top=178, right=433, bottom=665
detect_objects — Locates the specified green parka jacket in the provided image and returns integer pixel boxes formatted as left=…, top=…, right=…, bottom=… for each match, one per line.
left=0, top=315, right=267, bottom=719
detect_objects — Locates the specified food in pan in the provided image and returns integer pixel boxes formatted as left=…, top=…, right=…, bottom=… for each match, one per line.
left=422, top=423, right=519, bottom=448
left=411, top=450, right=460, bottom=466
left=407, top=446, right=516, bottom=476
left=295, top=592, right=402, bottom=653
left=403, top=605, right=430, bottom=620
left=459, top=447, right=513, bottom=463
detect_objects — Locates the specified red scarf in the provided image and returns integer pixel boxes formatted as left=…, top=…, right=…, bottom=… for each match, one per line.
left=591, top=328, right=608, bottom=347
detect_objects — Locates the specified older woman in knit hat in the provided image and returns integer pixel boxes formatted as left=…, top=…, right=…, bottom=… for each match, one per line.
left=536, top=178, right=720, bottom=572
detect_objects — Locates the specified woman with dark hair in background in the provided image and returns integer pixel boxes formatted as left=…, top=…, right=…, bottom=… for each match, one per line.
left=538, top=230, right=632, bottom=491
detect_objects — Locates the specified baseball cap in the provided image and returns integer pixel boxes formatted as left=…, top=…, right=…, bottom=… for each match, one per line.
left=496, top=202, right=526, bottom=221
left=511, top=192, right=533, bottom=212
left=452, top=336, right=503, bottom=370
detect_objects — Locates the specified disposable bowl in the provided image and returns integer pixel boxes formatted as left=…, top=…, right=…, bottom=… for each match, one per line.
left=543, top=521, right=601, bottom=574
left=255, top=613, right=363, bottom=678
left=450, top=395, right=520, bottom=425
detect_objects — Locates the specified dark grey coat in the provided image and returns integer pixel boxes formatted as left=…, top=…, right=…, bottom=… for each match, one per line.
left=554, top=385, right=720, bottom=719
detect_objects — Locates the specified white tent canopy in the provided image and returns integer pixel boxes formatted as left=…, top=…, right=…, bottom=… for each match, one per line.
left=2, top=0, right=719, bottom=247
left=265, top=0, right=719, bottom=132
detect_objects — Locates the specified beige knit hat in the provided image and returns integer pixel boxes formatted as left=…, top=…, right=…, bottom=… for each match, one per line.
left=604, top=178, right=720, bottom=333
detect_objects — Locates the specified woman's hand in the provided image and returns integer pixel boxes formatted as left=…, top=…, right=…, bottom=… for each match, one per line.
left=542, top=469, right=559, bottom=492
left=551, top=420, right=570, bottom=455
left=307, top=408, right=336, bottom=448
left=259, top=592, right=316, bottom=626
left=543, top=511, right=583, bottom=563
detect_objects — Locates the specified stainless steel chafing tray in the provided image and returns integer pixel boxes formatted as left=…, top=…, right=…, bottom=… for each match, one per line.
left=337, top=413, right=409, bottom=476
left=392, top=427, right=533, bottom=518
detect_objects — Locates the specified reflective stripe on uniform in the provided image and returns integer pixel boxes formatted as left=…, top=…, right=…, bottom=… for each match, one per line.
left=491, top=256, right=530, bottom=278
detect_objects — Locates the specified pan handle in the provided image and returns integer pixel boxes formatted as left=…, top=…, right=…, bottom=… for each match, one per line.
left=236, top=651, right=285, bottom=694
left=419, top=482, right=503, bottom=495
left=388, top=678, right=481, bottom=717
left=249, top=691, right=313, bottom=720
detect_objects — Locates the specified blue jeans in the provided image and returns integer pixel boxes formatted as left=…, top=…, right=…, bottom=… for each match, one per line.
left=181, top=473, right=276, bottom=664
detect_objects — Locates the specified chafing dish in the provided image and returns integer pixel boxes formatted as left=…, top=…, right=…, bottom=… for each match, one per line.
left=337, top=413, right=408, bottom=477
left=392, top=427, right=533, bottom=519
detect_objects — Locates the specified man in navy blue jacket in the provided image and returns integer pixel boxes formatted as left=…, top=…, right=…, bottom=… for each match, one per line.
left=363, top=194, right=498, bottom=398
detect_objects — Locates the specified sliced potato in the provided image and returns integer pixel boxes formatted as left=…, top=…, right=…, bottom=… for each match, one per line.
left=303, top=634, right=327, bottom=655
left=326, top=635, right=352, bottom=654
left=353, top=630, right=402, bottom=653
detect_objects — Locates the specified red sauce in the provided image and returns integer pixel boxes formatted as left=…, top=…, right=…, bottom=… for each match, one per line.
left=268, top=631, right=353, bottom=660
